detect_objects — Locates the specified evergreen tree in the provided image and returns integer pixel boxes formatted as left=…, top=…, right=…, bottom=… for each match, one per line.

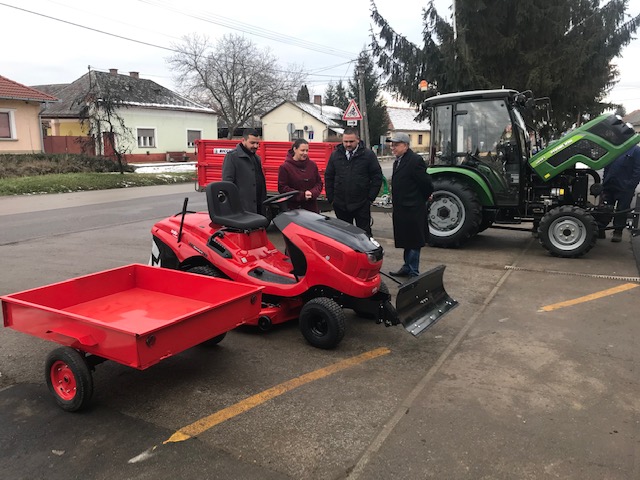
left=324, top=82, right=337, bottom=106
left=296, top=84, right=310, bottom=102
left=370, top=0, right=640, bottom=132
left=348, top=50, right=389, bottom=148
left=334, top=80, right=350, bottom=111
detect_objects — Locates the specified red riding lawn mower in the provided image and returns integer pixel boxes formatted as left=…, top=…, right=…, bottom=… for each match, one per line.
left=150, top=181, right=457, bottom=349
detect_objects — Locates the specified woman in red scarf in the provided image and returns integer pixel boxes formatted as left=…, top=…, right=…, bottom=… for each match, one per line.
left=277, top=139, right=323, bottom=213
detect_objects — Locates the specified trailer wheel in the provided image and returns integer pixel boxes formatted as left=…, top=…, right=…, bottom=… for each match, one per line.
left=428, top=178, right=482, bottom=248
left=185, top=264, right=228, bottom=279
left=299, top=297, right=346, bottom=349
left=200, top=332, right=227, bottom=347
left=45, top=347, right=93, bottom=412
left=538, top=206, right=598, bottom=258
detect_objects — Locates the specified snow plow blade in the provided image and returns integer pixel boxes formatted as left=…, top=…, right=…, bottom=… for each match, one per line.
left=397, top=265, right=458, bottom=337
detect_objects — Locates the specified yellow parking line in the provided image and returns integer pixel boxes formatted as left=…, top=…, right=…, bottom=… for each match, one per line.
left=539, top=283, right=639, bottom=312
left=163, top=347, right=391, bottom=444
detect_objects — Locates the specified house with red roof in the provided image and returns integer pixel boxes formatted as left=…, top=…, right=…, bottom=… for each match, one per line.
left=0, top=75, right=58, bottom=154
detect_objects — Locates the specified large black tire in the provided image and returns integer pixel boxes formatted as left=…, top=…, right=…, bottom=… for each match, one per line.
left=184, top=264, right=228, bottom=279
left=299, top=297, right=346, bottom=349
left=45, top=347, right=93, bottom=412
left=477, top=210, right=496, bottom=233
left=538, top=206, right=598, bottom=258
left=428, top=177, right=482, bottom=248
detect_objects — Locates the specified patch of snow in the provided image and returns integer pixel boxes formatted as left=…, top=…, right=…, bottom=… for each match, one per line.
left=133, top=162, right=196, bottom=174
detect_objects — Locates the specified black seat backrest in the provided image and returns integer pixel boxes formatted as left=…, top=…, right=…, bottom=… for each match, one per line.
left=205, top=181, right=269, bottom=230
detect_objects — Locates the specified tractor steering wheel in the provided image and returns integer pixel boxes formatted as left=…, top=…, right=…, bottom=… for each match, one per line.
left=263, top=190, right=299, bottom=206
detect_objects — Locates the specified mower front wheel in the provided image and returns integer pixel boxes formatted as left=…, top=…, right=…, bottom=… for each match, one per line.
left=299, top=297, right=346, bottom=349
left=45, top=347, right=93, bottom=412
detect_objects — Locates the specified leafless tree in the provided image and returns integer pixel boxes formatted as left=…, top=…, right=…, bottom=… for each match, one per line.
left=168, top=33, right=306, bottom=138
left=76, top=74, right=133, bottom=173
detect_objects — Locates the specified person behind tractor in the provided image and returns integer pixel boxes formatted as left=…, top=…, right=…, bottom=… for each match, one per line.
left=324, top=127, right=383, bottom=236
left=601, top=144, right=640, bottom=243
left=387, top=132, right=434, bottom=278
left=277, top=139, right=323, bottom=213
left=221, top=128, right=267, bottom=215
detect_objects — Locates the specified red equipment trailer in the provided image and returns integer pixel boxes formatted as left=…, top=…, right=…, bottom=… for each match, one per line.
left=195, top=139, right=338, bottom=215
left=1, top=264, right=262, bottom=411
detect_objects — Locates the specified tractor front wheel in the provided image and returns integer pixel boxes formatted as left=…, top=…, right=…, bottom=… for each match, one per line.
left=45, top=347, right=93, bottom=412
left=428, top=178, right=482, bottom=248
left=299, top=297, right=346, bottom=349
left=538, top=206, right=598, bottom=258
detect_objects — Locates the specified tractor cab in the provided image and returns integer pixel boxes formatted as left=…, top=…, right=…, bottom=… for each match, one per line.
left=428, top=89, right=532, bottom=207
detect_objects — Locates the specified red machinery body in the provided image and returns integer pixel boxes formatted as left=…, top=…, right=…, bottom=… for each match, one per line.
left=195, top=139, right=338, bottom=195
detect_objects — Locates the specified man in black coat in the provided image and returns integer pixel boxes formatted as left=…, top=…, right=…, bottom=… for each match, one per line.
left=387, top=132, right=434, bottom=277
left=325, top=127, right=383, bottom=236
left=222, top=129, right=267, bottom=214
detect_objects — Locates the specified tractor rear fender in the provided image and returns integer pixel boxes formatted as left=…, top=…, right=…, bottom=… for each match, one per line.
left=427, top=167, right=495, bottom=206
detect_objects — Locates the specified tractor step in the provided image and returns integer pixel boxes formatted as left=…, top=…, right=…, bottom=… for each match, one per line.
left=396, top=265, right=458, bottom=336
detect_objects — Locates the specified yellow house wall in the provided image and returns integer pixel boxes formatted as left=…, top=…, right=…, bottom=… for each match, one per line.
left=0, top=99, right=44, bottom=153
left=262, top=104, right=330, bottom=142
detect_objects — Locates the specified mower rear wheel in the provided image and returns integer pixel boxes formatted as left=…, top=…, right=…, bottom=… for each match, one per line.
left=45, top=347, right=93, bottom=412
left=184, top=264, right=228, bottom=278
left=538, top=206, right=598, bottom=258
left=299, top=297, right=346, bottom=349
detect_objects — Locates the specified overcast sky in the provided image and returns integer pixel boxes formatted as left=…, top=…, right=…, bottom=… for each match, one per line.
left=2, top=0, right=639, bottom=113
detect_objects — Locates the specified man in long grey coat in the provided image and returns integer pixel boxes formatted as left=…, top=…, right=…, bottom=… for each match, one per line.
left=222, top=129, right=267, bottom=214
left=388, top=133, right=433, bottom=277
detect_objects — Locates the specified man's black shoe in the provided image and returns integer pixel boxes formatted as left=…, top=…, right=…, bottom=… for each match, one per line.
left=389, top=269, right=410, bottom=277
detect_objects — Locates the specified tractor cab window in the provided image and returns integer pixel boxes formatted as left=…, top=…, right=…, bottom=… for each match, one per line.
left=430, top=105, right=453, bottom=165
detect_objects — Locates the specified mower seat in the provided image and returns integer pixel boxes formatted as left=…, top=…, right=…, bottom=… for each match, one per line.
left=206, top=181, right=270, bottom=230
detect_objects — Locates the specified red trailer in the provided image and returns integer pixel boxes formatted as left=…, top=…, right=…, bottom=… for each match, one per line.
left=195, top=139, right=338, bottom=215
left=1, top=264, right=262, bottom=411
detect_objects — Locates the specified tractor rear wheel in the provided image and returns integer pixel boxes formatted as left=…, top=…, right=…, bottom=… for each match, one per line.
left=428, top=178, right=482, bottom=247
left=538, top=206, right=598, bottom=258
left=299, top=297, right=346, bottom=349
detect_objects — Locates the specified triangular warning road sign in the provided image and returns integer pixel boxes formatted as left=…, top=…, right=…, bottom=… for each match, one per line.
left=342, top=99, right=363, bottom=121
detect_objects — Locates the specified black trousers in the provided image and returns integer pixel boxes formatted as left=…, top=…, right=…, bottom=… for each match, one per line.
left=333, top=203, right=372, bottom=237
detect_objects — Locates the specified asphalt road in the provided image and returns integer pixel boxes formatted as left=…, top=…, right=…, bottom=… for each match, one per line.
left=1, top=184, right=639, bottom=480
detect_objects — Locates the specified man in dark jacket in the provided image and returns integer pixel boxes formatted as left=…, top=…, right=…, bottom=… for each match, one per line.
left=222, top=129, right=267, bottom=215
left=602, top=144, right=640, bottom=242
left=387, top=133, right=433, bottom=277
left=325, top=127, right=383, bottom=236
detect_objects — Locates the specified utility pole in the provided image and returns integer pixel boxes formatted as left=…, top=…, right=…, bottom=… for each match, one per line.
left=357, top=65, right=370, bottom=148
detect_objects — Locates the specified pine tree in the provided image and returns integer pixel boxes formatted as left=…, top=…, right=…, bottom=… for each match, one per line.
left=324, top=83, right=337, bottom=106
left=334, top=80, right=349, bottom=111
left=370, top=0, right=640, bottom=132
left=296, top=85, right=310, bottom=102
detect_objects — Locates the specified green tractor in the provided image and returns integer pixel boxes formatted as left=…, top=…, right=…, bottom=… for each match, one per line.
left=424, top=89, right=640, bottom=257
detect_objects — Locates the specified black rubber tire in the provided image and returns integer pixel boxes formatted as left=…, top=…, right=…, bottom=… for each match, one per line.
left=184, top=264, right=228, bottom=279
left=299, top=297, right=346, bottom=349
left=538, top=205, right=598, bottom=258
left=477, top=210, right=495, bottom=233
left=428, top=177, right=482, bottom=248
left=200, top=332, right=227, bottom=347
left=45, top=347, right=93, bottom=412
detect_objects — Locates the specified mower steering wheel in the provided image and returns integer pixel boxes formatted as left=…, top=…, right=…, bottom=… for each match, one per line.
left=263, top=190, right=299, bottom=206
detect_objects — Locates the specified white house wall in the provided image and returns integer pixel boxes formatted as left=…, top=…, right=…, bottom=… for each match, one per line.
left=262, top=103, right=329, bottom=142
left=118, top=108, right=217, bottom=154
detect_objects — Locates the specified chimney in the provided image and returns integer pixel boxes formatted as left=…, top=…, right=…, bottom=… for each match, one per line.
left=313, top=95, right=322, bottom=105
left=109, top=68, right=118, bottom=76
left=130, top=71, right=139, bottom=79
